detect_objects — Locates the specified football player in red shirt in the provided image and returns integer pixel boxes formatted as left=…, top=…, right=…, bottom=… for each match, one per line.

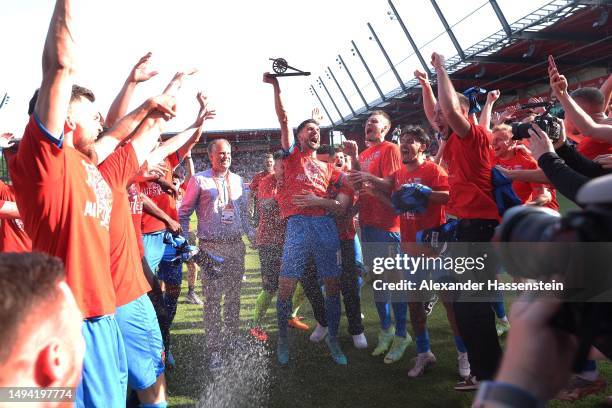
left=430, top=52, right=502, bottom=390
left=263, top=73, right=348, bottom=365
left=344, top=111, right=411, bottom=363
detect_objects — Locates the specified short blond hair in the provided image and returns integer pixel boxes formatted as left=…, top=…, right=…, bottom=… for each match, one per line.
left=492, top=124, right=512, bottom=134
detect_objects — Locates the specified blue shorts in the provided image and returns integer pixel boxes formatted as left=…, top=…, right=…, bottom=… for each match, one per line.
left=281, top=215, right=340, bottom=279
left=115, top=294, right=165, bottom=390
left=143, top=230, right=166, bottom=275
left=360, top=225, right=401, bottom=272
left=76, top=315, right=127, bottom=408
left=158, top=259, right=183, bottom=286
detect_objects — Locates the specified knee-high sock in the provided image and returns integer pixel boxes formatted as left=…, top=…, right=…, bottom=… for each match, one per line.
left=416, top=329, right=430, bottom=354
left=253, top=290, right=274, bottom=324
left=277, top=298, right=292, bottom=338
left=291, top=283, right=306, bottom=317
left=375, top=301, right=392, bottom=331
left=392, top=302, right=408, bottom=338
left=325, top=294, right=341, bottom=338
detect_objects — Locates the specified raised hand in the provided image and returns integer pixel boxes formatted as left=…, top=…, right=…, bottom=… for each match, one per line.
left=262, top=72, right=279, bottom=86
left=487, top=89, right=501, bottom=104
left=548, top=55, right=568, bottom=98
left=163, top=68, right=199, bottom=96
left=148, top=94, right=177, bottom=120
left=311, top=107, right=324, bottom=123
left=430, top=53, right=446, bottom=70
left=342, top=140, right=359, bottom=158
left=129, top=52, right=158, bottom=84
left=194, top=91, right=216, bottom=127
left=496, top=105, right=519, bottom=124
left=414, top=69, right=429, bottom=85
left=528, top=96, right=546, bottom=114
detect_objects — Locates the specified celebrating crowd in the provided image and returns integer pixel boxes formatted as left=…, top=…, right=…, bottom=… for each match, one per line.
left=1, top=1, right=612, bottom=407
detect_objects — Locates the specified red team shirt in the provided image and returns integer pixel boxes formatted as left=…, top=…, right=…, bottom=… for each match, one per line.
left=277, top=147, right=343, bottom=219
left=128, top=183, right=145, bottom=257
left=0, top=181, right=32, bottom=252
left=392, top=161, right=449, bottom=248
left=358, top=141, right=402, bottom=232
left=442, top=124, right=500, bottom=220
left=255, top=174, right=286, bottom=246
left=9, top=116, right=116, bottom=318
left=140, top=153, right=180, bottom=233
left=99, top=144, right=151, bottom=307
left=494, top=150, right=559, bottom=211
left=577, top=137, right=612, bottom=160
left=250, top=171, right=269, bottom=198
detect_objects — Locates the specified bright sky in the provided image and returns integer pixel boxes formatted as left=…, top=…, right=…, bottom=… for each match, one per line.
left=0, top=0, right=548, bottom=135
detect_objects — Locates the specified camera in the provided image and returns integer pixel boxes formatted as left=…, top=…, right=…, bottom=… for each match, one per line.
left=163, top=232, right=199, bottom=263
left=510, top=101, right=562, bottom=141
left=495, top=174, right=612, bottom=366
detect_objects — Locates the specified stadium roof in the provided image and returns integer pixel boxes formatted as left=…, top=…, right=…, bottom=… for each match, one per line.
left=312, top=0, right=611, bottom=131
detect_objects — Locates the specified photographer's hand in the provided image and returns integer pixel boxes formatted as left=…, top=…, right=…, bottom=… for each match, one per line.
left=527, top=122, right=555, bottom=161
left=496, top=296, right=577, bottom=401
left=593, top=154, right=612, bottom=169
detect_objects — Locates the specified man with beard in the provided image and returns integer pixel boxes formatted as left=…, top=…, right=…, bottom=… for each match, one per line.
left=8, top=1, right=125, bottom=404
left=364, top=126, right=470, bottom=379
left=344, top=111, right=410, bottom=364
left=263, top=73, right=348, bottom=365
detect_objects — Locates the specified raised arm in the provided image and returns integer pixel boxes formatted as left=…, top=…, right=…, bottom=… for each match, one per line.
left=35, top=0, right=76, bottom=136
left=263, top=73, right=292, bottom=150
left=105, top=52, right=158, bottom=128
left=184, top=156, right=195, bottom=179
left=94, top=96, right=174, bottom=164
left=415, top=69, right=438, bottom=131
left=176, top=92, right=215, bottom=160
left=479, top=90, right=500, bottom=131
left=549, top=56, right=612, bottom=142
left=431, top=53, right=471, bottom=138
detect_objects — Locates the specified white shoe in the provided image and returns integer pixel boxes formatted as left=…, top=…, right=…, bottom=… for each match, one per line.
left=458, top=352, right=470, bottom=379
left=407, top=351, right=436, bottom=377
left=309, top=323, right=328, bottom=343
left=352, top=332, right=368, bottom=349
